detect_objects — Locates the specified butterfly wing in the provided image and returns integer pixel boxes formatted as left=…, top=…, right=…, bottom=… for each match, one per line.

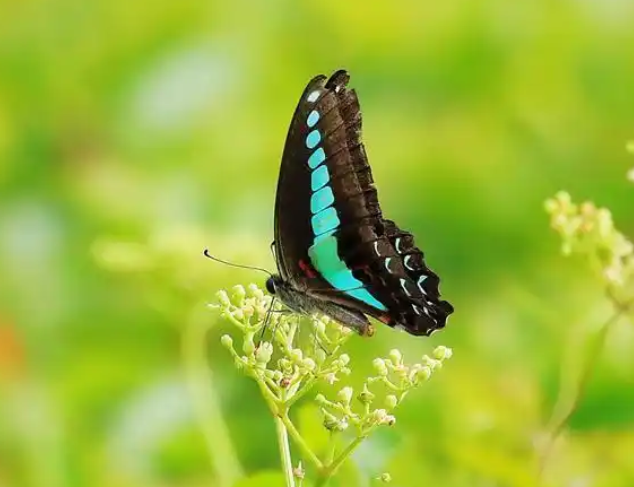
left=274, top=70, right=453, bottom=336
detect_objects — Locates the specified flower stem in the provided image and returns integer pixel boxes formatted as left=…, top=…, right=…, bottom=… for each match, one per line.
left=538, top=296, right=631, bottom=478
left=281, top=413, right=324, bottom=470
left=275, top=415, right=296, bottom=487
left=315, top=433, right=369, bottom=486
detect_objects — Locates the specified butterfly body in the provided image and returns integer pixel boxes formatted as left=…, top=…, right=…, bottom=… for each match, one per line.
left=269, top=70, right=453, bottom=337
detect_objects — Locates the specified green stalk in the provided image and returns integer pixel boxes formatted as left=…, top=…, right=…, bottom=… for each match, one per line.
left=275, top=415, right=296, bottom=487
left=538, top=295, right=631, bottom=479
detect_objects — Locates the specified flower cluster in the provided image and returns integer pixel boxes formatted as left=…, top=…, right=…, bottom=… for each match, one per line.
left=544, top=191, right=634, bottom=289
left=212, top=283, right=452, bottom=484
left=215, top=284, right=354, bottom=404
left=316, top=346, right=452, bottom=434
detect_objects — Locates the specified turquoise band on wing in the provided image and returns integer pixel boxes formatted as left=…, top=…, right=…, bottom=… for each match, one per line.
left=308, top=235, right=386, bottom=310
left=302, top=103, right=387, bottom=311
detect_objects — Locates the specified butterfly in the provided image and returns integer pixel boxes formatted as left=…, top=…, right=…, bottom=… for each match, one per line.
left=266, top=70, right=453, bottom=337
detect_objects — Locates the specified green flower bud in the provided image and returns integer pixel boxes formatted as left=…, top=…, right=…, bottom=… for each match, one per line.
left=315, top=393, right=327, bottom=405
left=339, top=354, right=350, bottom=366
left=232, top=284, right=246, bottom=302
left=337, top=386, right=353, bottom=405
left=339, top=367, right=351, bottom=376
left=322, top=411, right=339, bottom=431
left=302, top=358, right=316, bottom=371
left=215, top=290, right=231, bottom=307
left=255, top=342, right=273, bottom=365
left=385, top=394, right=398, bottom=410
left=372, top=358, right=388, bottom=376
left=388, top=349, right=402, bottom=366
left=232, top=308, right=244, bottom=320
left=357, top=384, right=375, bottom=405
left=242, top=333, right=255, bottom=355
left=416, top=365, right=432, bottom=381
left=290, top=348, right=303, bottom=363
left=220, top=334, right=233, bottom=349
left=433, top=345, right=452, bottom=360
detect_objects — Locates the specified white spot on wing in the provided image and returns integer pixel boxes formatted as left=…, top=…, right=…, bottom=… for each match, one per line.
left=384, top=257, right=392, bottom=273
left=412, top=304, right=421, bottom=315
left=399, top=278, right=411, bottom=296
left=373, top=241, right=380, bottom=256
left=404, top=254, right=414, bottom=270
left=395, top=238, right=403, bottom=254
left=417, top=275, right=428, bottom=294
left=306, top=90, right=320, bottom=103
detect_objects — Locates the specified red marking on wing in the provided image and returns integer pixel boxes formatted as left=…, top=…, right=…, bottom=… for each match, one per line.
left=299, top=259, right=318, bottom=278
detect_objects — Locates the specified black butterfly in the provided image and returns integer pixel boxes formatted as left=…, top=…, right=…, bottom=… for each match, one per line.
left=266, top=70, right=453, bottom=337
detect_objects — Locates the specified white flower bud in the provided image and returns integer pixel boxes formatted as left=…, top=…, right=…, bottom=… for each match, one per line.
left=339, top=354, right=350, bottom=366
left=372, top=358, right=388, bottom=376
left=302, top=358, right=316, bottom=371
left=215, top=290, right=231, bottom=307
left=388, top=349, right=402, bottom=366
left=290, top=348, right=303, bottom=363
left=323, top=372, right=338, bottom=385
left=337, top=386, right=353, bottom=405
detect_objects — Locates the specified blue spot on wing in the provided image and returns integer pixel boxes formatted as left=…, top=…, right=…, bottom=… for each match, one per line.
left=311, top=207, right=340, bottom=236
left=311, top=165, right=329, bottom=191
left=307, top=110, right=320, bottom=128
left=310, top=186, right=335, bottom=214
left=306, top=130, right=321, bottom=149
left=308, top=148, right=326, bottom=169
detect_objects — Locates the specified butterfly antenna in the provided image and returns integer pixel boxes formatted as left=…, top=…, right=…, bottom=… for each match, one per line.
left=202, top=249, right=273, bottom=277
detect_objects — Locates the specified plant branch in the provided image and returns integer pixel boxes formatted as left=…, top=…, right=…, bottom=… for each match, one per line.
left=281, top=413, right=324, bottom=470
left=538, top=293, right=634, bottom=478
left=275, top=415, right=296, bottom=487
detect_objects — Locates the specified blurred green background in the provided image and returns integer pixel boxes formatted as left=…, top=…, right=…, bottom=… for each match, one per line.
left=2, top=0, right=634, bottom=486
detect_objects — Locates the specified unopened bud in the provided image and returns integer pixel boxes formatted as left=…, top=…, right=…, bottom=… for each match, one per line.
left=385, top=395, right=398, bottom=410
left=337, top=386, right=353, bottom=405
left=372, top=358, right=388, bottom=376
left=220, top=334, right=233, bottom=349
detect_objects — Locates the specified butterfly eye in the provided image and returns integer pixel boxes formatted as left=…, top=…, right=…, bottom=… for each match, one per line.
left=265, top=277, right=277, bottom=295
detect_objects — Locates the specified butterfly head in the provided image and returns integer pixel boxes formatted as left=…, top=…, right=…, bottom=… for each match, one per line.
left=265, top=274, right=283, bottom=295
